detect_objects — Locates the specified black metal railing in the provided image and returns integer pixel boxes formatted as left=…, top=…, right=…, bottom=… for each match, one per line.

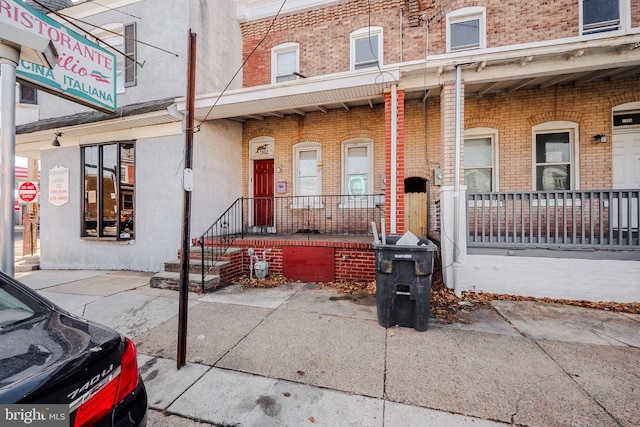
left=467, top=190, right=640, bottom=249
left=197, top=198, right=244, bottom=291
left=197, top=194, right=385, bottom=288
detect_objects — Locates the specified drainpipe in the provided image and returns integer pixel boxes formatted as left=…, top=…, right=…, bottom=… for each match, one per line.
left=453, top=65, right=462, bottom=297
left=390, top=84, right=398, bottom=234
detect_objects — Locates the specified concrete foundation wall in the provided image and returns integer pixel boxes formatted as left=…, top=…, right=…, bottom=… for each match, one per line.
left=460, top=254, right=640, bottom=303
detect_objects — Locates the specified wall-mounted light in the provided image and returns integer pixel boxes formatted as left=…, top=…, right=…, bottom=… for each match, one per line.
left=593, top=134, right=607, bottom=144
left=52, top=132, right=61, bottom=147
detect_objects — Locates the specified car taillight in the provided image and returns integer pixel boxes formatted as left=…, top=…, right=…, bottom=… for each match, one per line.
left=73, top=338, right=140, bottom=427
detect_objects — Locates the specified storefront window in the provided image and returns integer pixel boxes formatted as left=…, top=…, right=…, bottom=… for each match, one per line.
left=82, top=142, right=135, bottom=239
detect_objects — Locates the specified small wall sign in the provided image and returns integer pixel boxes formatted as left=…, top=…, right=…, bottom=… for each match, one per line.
left=276, top=181, right=287, bottom=193
left=49, top=165, right=69, bottom=207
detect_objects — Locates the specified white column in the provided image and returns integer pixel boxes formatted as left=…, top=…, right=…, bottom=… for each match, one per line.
left=0, top=44, right=20, bottom=276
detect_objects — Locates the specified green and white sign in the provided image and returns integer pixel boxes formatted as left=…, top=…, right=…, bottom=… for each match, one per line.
left=1, top=0, right=117, bottom=112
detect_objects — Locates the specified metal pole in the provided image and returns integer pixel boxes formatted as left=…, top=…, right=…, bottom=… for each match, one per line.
left=177, top=30, right=197, bottom=369
left=1, top=45, right=20, bottom=276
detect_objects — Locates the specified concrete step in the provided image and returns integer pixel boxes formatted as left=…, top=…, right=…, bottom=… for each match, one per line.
left=164, top=258, right=230, bottom=275
left=188, top=246, right=243, bottom=261
left=149, top=271, right=221, bottom=293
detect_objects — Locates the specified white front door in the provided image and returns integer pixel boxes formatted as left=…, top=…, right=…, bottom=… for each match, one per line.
left=612, top=130, right=640, bottom=189
left=612, top=130, right=640, bottom=230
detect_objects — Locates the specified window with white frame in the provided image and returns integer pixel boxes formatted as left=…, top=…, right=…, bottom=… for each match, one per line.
left=581, top=0, right=622, bottom=34
left=533, top=122, right=579, bottom=191
left=272, top=43, right=299, bottom=83
left=464, top=128, right=498, bottom=192
left=350, top=27, right=382, bottom=70
left=293, top=142, right=322, bottom=199
left=342, top=138, right=373, bottom=201
left=446, top=7, right=486, bottom=52
left=93, top=23, right=137, bottom=91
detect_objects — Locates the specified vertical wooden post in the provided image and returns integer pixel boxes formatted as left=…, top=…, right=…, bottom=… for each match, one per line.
left=177, top=29, right=197, bottom=369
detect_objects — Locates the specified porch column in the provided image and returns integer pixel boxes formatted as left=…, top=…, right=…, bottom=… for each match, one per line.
left=385, top=84, right=405, bottom=236
left=439, top=69, right=467, bottom=295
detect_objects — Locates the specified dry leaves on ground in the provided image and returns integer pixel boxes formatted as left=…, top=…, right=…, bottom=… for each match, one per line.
left=233, top=268, right=640, bottom=324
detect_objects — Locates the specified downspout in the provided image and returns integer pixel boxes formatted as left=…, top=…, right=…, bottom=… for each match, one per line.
left=453, top=65, right=462, bottom=296
left=390, top=84, right=398, bottom=234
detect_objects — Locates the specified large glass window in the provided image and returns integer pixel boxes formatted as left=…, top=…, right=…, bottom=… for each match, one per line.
left=582, top=0, right=620, bottom=34
left=272, top=43, right=299, bottom=83
left=464, top=137, right=494, bottom=192
left=82, top=142, right=135, bottom=239
left=447, top=7, right=485, bottom=52
left=342, top=139, right=373, bottom=201
left=351, top=27, right=382, bottom=70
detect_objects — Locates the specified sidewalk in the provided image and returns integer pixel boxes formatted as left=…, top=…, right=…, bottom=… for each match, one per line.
left=15, top=269, right=640, bottom=427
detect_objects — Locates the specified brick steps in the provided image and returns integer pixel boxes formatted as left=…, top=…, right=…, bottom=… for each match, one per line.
left=150, top=246, right=244, bottom=293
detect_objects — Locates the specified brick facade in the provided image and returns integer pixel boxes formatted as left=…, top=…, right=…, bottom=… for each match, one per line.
left=239, top=0, right=623, bottom=87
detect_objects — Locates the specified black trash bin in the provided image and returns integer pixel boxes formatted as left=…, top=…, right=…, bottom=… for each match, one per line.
left=375, top=235, right=437, bottom=331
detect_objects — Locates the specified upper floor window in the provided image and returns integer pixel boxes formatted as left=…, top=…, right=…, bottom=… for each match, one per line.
left=93, top=23, right=137, bottom=91
left=342, top=138, right=373, bottom=201
left=351, top=27, right=382, bottom=70
left=581, top=0, right=621, bottom=34
left=446, top=7, right=486, bottom=52
left=464, top=128, right=498, bottom=193
left=532, top=122, right=580, bottom=191
left=19, top=84, right=37, bottom=105
left=82, top=141, right=135, bottom=240
left=272, top=43, right=299, bottom=83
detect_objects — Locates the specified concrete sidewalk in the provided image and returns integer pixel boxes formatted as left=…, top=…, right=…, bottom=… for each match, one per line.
left=15, top=270, right=640, bottom=427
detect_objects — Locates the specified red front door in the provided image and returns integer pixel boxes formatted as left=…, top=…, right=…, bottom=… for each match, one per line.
left=253, top=159, right=274, bottom=227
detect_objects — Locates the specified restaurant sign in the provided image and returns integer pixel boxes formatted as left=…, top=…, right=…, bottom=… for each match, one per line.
left=1, top=0, right=117, bottom=112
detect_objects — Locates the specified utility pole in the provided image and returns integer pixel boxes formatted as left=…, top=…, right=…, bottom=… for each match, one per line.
left=177, top=29, right=197, bottom=369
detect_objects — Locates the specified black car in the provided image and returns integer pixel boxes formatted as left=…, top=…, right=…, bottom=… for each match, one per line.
left=0, top=271, right=147, bottom=426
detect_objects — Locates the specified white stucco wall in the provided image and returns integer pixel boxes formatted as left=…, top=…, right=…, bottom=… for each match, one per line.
left=190, top=119, right=244, bottom=236
left=459, top=254, right=640, bottom=303
left=39, top=132, right=184, bottom=271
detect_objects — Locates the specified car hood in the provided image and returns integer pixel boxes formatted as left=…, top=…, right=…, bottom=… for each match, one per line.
left=0, top=310, right=123, bottom=404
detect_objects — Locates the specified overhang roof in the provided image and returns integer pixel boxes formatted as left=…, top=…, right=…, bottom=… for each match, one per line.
left=177, top=32, right=640, bottom=122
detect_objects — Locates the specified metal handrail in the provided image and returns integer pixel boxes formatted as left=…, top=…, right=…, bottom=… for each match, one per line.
left=196, top=194, right=386, bottom=290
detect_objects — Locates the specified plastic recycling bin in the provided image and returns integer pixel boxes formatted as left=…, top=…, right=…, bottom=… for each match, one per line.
left=374, top=235, right=437, bottom=331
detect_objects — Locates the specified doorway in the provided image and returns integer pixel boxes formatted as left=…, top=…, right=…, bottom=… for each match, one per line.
left=253, top=159, right=274, bottom=229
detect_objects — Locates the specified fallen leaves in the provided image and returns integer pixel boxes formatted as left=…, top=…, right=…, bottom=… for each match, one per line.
left=232, top=265, right=640, bottom=325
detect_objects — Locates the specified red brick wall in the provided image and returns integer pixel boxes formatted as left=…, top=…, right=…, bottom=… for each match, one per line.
left=240, top=0, right=636, bottom=88
left=229, top=239, right=376, bottom=282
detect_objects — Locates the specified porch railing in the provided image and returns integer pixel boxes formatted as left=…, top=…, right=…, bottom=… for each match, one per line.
left=197, top=194, right=385, bottom=288
left=467, top=190, right=639, bottom=249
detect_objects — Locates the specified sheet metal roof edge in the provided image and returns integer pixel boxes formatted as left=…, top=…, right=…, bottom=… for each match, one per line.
left=16, top=97, right=178, bottom=134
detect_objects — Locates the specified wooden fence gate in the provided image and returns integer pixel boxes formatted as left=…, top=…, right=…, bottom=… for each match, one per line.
left=405, top=192, right=427, bottom=237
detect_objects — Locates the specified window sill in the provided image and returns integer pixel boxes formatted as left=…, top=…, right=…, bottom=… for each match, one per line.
left=81, top=236, right=135, bottom=243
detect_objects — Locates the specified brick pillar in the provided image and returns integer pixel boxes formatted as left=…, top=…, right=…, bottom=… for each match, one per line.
left=385, top=86, right=405, bottom=235
left=439, top=82, right=464, bottom=188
